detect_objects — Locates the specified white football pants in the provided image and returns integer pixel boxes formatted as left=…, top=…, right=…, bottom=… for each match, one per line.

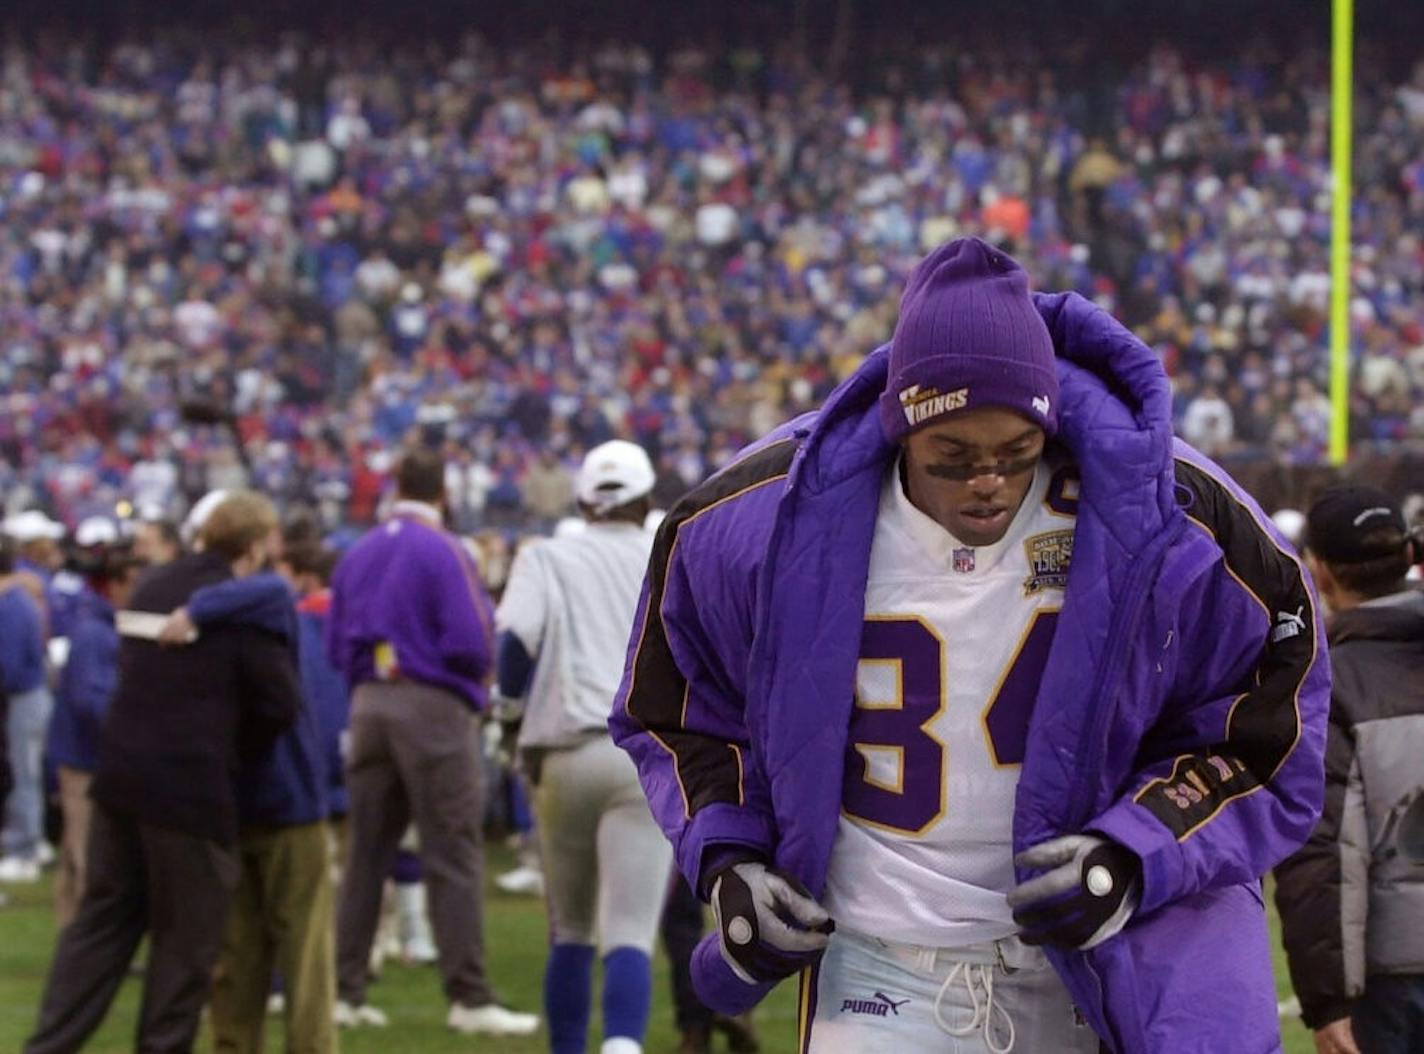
left=798, top=928, right=1101, bottom=1053
left=534, top=734, right=673, bottom=954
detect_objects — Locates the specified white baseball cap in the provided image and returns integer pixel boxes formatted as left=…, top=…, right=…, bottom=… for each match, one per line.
left=576, top=441, right=655, bottom=514
left=182, top=490, right=230, bottom=546
left=75, top=516, right=120, bottom=548
left=3, top=510, right=66, bottom=543
left=1270, top=508, right=1306, bottom=548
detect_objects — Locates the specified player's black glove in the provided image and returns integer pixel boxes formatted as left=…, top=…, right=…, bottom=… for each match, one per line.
left=1006, top=834, right=1141, bottom=950
left=710, top=859, right=834, bottom=984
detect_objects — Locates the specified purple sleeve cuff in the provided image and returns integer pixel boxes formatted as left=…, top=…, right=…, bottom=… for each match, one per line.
left=690, top=933, right=776, bottom=1015
left=1089, top=799, right=1184, bottom=915
left=677, top=803, right=776, bottom=896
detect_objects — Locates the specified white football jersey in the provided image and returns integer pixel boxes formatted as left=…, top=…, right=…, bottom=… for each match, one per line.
left=497, top=521, right=654, bottom=748
left=822, top=456, right=1078, bottom=947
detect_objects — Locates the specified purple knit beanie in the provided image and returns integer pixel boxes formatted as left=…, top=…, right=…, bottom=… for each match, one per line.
left=880, top=237, right=1059, bottom=442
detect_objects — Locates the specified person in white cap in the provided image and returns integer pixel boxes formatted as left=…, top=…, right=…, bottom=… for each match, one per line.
left=0, top=534, right=52, bottom=883
left=46, top=518, right=123, bottom=667
left=2, top=510, right=67, bottom=635
left=494, top=439, right=672, bottom=1054
left=2, top=511, right=66, bottom=581
left=0, top=513, right=67, bottom=882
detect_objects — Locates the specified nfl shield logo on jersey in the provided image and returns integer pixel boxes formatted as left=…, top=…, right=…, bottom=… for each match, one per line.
left=952, top=547, right=975, bottom=573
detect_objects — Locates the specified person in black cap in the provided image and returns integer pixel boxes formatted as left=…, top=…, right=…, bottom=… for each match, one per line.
left=1276, top=484, right=1424, bottom=1054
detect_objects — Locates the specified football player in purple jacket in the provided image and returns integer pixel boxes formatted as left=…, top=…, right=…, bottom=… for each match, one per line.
left=610, top=238, right=1331, bottom=1053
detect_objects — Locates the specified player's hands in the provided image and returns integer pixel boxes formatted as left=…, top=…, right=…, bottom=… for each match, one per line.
left=157, top=607, right=198, bottom=647
left=1311, top=1017, right=1361, bottom=1054
left=1007, top=834, right=1140, bottom=949
left=710, top=861, right=834, bottom=984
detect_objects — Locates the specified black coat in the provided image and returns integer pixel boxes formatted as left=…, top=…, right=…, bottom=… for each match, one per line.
left=92, top=552, right=301, bottom=846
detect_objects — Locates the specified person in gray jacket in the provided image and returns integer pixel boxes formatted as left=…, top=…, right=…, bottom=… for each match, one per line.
left=1276, top=484, right=1424, bottom=1054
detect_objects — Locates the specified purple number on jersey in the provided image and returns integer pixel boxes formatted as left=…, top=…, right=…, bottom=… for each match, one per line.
left=1045, top=465, right=1081, bottom=518
left=843, top=618, right=947, bottom=834
left=982, top=610, right=1059, bottom=766
left=844, top=612, right=1059, bottom=834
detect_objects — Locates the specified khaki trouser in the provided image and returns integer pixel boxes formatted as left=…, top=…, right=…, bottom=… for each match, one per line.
left=55, top=767, right=94, bottom=930
left=210, top=822, right=337, bottom=1054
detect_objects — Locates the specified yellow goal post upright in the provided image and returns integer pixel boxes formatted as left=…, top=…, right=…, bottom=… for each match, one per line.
left=1329, top=0, right=1353, bottom=465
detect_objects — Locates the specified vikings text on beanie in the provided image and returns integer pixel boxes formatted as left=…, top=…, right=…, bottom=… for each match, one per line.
left=879, top=237, right=1059, bottom=442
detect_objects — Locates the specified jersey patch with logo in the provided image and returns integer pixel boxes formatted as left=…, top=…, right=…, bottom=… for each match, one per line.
left=1023, top=529, right=1074, bottom=594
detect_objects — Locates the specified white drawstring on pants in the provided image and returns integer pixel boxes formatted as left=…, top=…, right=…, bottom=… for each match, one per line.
left=932, top=960, right=1016, bottom=1054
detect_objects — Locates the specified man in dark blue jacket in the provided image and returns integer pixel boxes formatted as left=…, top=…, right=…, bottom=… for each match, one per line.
left=286, top=543, right=349, bottom=827
left=46, top=549, right=144, bottom=927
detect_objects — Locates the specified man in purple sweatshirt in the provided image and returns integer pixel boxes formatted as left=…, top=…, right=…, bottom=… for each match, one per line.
left=326, top=448, right=537, bottom=1037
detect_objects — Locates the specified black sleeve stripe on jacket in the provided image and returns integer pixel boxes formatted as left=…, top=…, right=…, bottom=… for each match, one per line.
left=1133, top=457, right=1318, bottom=841
left=623, top=439, right=798, bottom=819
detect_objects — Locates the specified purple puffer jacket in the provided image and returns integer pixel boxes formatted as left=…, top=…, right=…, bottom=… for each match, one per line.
left=610, top=292, right=1330, bottom=1053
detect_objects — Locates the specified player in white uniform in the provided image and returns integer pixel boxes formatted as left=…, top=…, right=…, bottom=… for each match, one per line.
left=808, top=451, right=1098, bottom=1053
left=695, top=245, right=1130, bottom=1053
left=616, top=239, right=1328, bottom=1054
left=496, top=441, right=674, bottom=1054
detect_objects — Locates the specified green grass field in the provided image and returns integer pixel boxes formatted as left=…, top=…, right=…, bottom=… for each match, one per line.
left=0, top=845, right=1312, bottom=1052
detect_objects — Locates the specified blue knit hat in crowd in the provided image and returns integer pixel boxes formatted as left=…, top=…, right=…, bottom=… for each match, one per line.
left=879, top=237, right=1060, bottom=442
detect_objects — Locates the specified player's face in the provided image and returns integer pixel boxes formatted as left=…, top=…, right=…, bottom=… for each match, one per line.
left=901, top=408, right=1046, bottom=546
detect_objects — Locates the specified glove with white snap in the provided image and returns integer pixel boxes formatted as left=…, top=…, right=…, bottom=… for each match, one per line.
left=709, top=857, right=834, bottom=984
left=1006, top=834, right=1141, bottom=950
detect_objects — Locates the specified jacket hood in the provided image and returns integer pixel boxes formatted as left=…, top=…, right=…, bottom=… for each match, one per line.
left=1329, top=588, right=1424, bottom=646
left=795, top=292, right=1178, bottom=552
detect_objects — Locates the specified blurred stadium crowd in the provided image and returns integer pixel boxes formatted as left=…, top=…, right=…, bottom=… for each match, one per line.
left=1, top=15, right=1423, bottom=537
left=2, top=2, right=1424, bottom=1050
